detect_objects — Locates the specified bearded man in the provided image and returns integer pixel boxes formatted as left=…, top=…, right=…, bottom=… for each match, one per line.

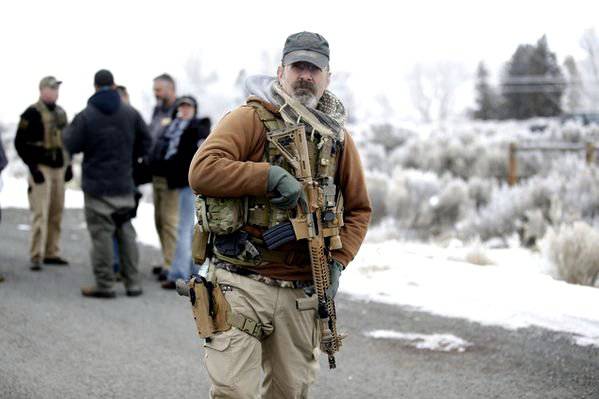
left=188, top=31, right=371, bottom=398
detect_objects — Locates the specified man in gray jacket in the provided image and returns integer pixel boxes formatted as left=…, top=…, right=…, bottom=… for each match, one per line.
left=63, top=69, right=151, bottom=298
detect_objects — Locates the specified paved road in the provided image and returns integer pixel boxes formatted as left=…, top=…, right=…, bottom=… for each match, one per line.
left=1, top=208, right=598, bottom=399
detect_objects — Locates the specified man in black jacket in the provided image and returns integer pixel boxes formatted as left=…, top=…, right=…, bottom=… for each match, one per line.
left=0, top=135, right=7, bottom=282
left=14, top=76, right=72, bottom=271
left=63, top=69, right=152, bottom=298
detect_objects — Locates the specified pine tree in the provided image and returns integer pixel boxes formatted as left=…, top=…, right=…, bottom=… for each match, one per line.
left=473, top=61, right=497, bottom=119
left=501, top=35, right=565, bottom=119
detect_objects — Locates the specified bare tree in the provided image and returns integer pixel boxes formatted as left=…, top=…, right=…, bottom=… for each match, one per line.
left=563, top=56, right=583, bottom=113
left=408, top=62, right=467, bottom=122
left=184, top=55, right=218, bottom=97
left=329, top=71, right=357, bottom=123
left=181, top=55, right=235, bottom=120
left=408, top=64, right=433, bottom=122
left=581, top=29, right=599, bottom=83
left=579, top=29, right=599, bottom=111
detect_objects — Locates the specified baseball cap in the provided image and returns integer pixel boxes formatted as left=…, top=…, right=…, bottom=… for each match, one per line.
left=282, top=31, right=330, bottom=70
left=94, top=69, right=114, bottom=87
left=39, top=76, right=62, bottom=89
left=176, top=95, right=197, bottom=108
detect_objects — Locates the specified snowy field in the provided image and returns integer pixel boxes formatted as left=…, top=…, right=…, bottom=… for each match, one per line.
left=2, top=175, right=598, bottom=349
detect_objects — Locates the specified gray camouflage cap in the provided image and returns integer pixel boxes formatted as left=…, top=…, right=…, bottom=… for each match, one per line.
left=39, top=76, right=62, bottom=89
left=282, top=31, right=330, bottom=70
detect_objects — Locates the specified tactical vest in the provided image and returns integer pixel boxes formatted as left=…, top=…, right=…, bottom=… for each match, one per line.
left=34, top=100, right=67, bottom=150
left=33, top=100, right=68, bottom=167
left=202, top=100, right=345, bottom=268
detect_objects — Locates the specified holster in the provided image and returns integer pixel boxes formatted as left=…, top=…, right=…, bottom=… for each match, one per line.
left=187, top=276, right=231, bottom=338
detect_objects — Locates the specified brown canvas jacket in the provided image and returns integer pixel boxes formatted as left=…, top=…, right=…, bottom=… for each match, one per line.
left=189, top=97, right=371, bottom=280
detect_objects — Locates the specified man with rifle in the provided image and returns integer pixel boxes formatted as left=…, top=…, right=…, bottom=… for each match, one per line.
left=187, top=31, right=371, bottom=398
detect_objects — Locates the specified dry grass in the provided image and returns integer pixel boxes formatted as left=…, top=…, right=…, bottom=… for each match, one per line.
left=542, top=222, right=599, bottom=287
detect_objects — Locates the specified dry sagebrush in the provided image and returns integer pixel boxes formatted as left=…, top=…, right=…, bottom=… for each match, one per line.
left=542, top=222, right=599, bottom=287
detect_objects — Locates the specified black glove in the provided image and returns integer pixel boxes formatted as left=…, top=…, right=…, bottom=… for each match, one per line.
left=64, top=165, right=73, bottom=182
left=29, top=166, right=45, bottom=184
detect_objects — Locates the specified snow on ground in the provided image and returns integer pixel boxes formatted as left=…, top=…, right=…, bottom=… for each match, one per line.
left=2, top=177, right=598, bottom=348
left=345, top=236, right=599, bottom=348
left=365, top=330, right=472, bottom=352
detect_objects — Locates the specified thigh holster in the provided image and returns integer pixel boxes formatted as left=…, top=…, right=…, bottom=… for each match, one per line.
left=181, top=276, right=263, bottom=340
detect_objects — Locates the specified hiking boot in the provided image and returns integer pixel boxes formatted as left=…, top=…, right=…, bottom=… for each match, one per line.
left=0, top=274, right=4, bottom=283
left=30, top=260, right=42, bottom=271
left=43, top=257, right=69, bottom=266
left=81, top=286, right=116, bottom=299
left=152, top=265, right=163, bottom=275
left=126, top=287, right=143, bottom=297
left=161, top=280, right=176, bottom=290
left=158, top=269, right=169, bottom=282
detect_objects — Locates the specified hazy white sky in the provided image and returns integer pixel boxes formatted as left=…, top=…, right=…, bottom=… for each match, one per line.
left=1, top=0, right=598, bottom=123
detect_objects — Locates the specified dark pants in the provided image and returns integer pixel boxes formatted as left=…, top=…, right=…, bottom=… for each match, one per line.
left=84, top=193, right=140, bottom=290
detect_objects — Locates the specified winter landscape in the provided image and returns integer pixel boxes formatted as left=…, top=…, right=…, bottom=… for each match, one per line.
left=1, top=1, right=599, bottom=398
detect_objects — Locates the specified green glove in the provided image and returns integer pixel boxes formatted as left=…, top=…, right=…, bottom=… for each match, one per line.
left=267, top=165, right=302, bottom=209
left=326, top=259, right=344, bottom=299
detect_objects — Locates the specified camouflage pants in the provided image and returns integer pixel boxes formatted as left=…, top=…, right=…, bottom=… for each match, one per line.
left=204, top=268, right=320, bottom=399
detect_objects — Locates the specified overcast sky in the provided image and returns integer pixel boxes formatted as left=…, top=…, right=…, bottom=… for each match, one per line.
left=1, top=0, right=598, bottom=124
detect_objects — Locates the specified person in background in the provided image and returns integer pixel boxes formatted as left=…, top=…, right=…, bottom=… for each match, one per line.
left=149, top=95, right=210, bottom=289
left=116, top=85, right=130, bottom=104
left=14, top=76, right=72, bottom=271
left=63, top=69, right=151, bottom=298
left=149, top=74, right=177, bottom=141
left=112, top=84, right=142, bottom=279
left=149, top=73, right=179, bottom=281
left=0, top=134, right=7, bottom=282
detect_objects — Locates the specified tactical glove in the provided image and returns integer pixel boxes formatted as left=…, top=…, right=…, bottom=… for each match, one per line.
left=267, top=165, right=302, bottom=209
left=326, top=259, right=344, bottom=299
left=29, top=166, right=45, bottom=184
left=64, top=165, right=73, bottom=182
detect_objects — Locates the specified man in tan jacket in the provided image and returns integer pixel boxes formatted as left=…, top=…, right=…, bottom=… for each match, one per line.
left=189, top=31, right=371, bottom=398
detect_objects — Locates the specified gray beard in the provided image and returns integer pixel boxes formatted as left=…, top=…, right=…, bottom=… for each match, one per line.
left=293, top=89, right=318, bottom=108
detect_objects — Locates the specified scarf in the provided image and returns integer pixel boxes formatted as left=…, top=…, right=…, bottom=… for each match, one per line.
left=245, top=75, right=347, bottom=140
left=163, top=118, right=189, bottom=160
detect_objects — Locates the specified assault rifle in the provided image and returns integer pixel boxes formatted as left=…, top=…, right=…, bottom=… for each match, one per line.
left=263, top=125, right=342, bottom=369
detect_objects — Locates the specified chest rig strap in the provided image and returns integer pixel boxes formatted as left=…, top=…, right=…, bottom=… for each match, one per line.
left=245, top=101, right=288, bottom=229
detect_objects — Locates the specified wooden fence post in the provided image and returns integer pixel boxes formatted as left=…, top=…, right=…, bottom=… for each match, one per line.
left=586, top=142, right=595, bottom=165
left=508, top=142, right=517, bottom=186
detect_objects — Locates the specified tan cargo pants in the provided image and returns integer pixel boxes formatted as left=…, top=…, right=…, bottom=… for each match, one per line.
left=204, top=268, right=320, bottom=399
left=27, top=165, right=65, bottom=262
left=152, top=177, right=179, bottom=268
